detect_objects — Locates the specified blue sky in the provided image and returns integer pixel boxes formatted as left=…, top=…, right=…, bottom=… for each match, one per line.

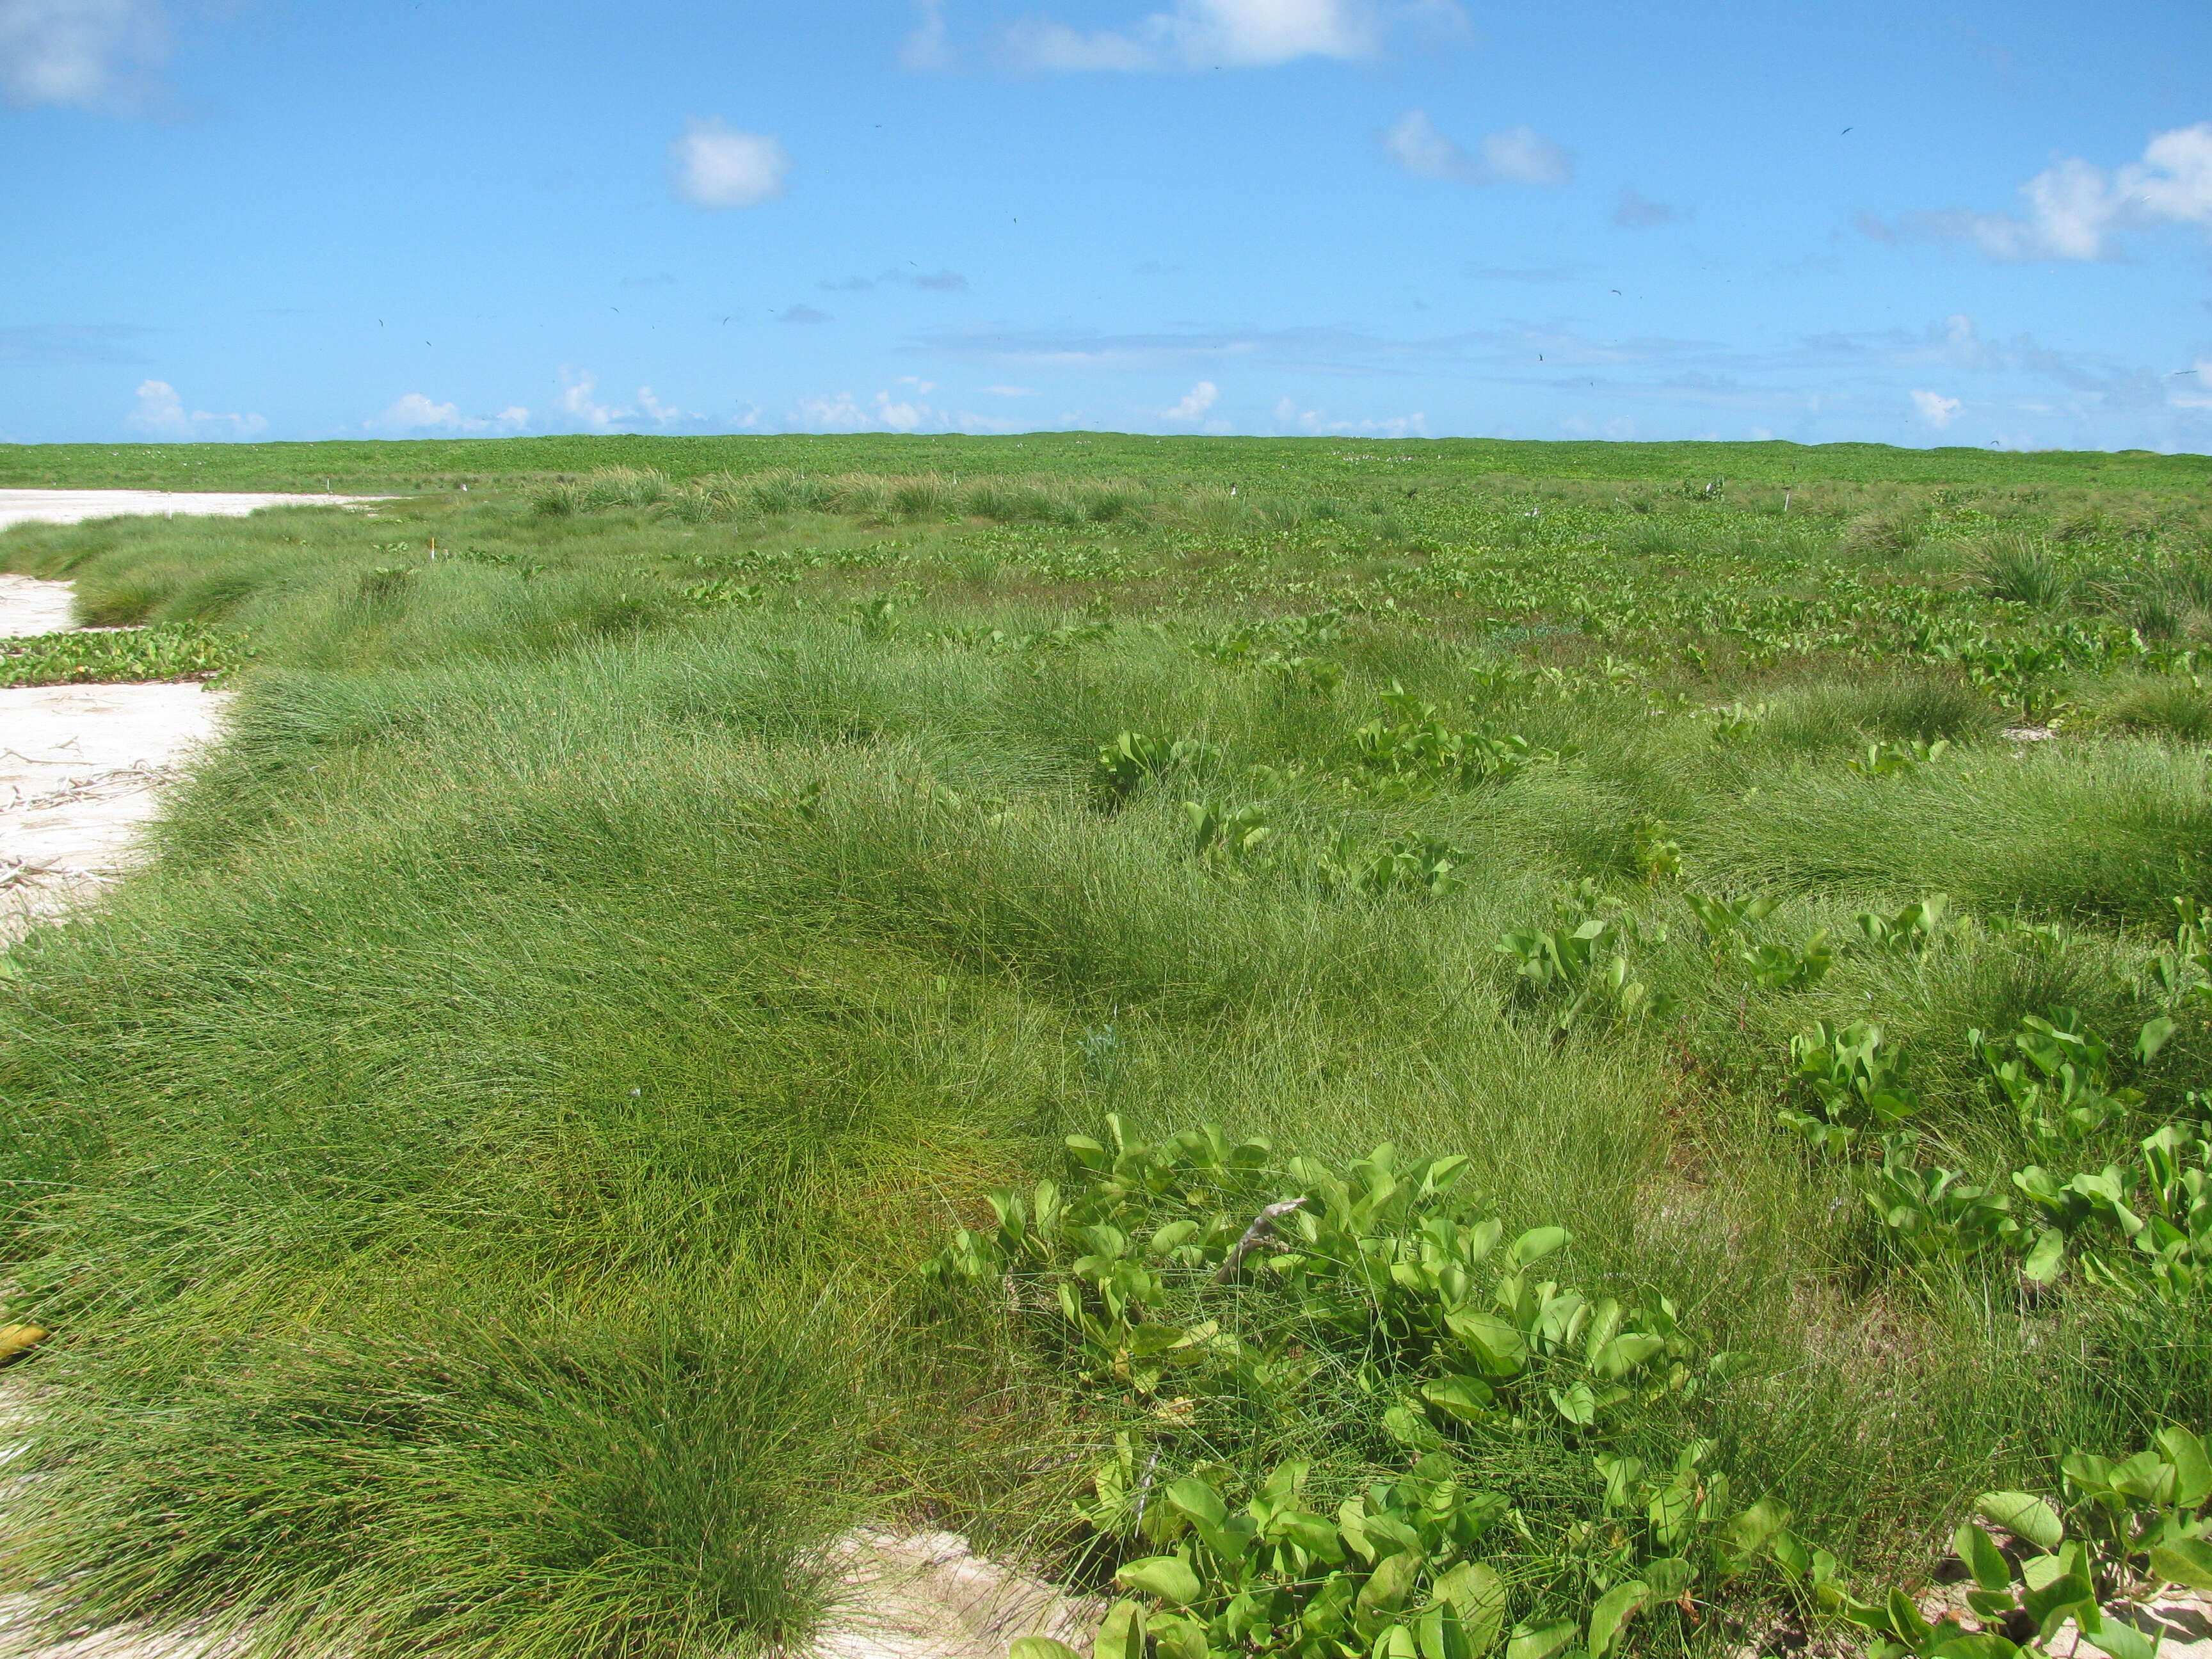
left=2, top=0, right=2208, bottom=451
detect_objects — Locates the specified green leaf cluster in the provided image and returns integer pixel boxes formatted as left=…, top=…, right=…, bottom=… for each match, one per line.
left=1498, top=906, right=1674, bottom=1035
left=1810, top=1428, right=2212, bottom=1659
left=1781, top=1020, right=1922, bottom=1153
left=1352, top=684, right=1581, bottom=801
left=922, top=1121, right=1722, bottom=1442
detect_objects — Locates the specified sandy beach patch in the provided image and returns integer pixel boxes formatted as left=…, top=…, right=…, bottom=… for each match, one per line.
left=0, top=490, right=384, bottom=532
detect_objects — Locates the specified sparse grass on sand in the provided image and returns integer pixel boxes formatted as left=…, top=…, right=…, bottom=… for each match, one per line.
left=1, top=437, right=2209, bottom=1658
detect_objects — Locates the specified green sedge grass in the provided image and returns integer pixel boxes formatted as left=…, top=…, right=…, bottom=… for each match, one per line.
left=0, top=448, right=2208, bottom=1656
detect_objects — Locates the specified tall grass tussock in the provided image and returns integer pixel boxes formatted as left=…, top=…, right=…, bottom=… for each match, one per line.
left=1, top=433, right=2210, bottom=1659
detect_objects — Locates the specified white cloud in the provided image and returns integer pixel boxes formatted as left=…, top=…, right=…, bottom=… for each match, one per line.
left=0, top=0, right=165, bottom=110
left=1004, top=20, right=1156, bottom=69
left=1612, top=184, right=1687, bottom=228
left=1384, top=110, right=1573, bottom=188
left=126, top=380, right=266, bottom=441
left=796, top=392, right=870, bottom=430
left=558, top=369, right=623, bottom=430
left=548, top=370, right=692, bottom=432
left=1272, top=394, right=1428, bottom=437
left=1383, top=109, right=1463, bottom=180
left=790, top=389, right=1020, bottom=434
left=982, top=384, right=1035, bottom=396
left=635, top=386, right=693, bottom=425
left=899, top=0, right=951, bottom=68
left=1910, top=389, right=1964, bottom=429
left=669, top=118, right=789, bottom=209
left=1879, top=123, right=2212, bottom=261
left=1165, top=380, right=1221, bottom=419
left=1002, top=0, right=1464, bottom=72
left=380, top=392, right=463, bottom=431
left=1480, top=124, right=1573, bottom=187
left=878, top=394, right=925, bottom=431
left=370, top=392, right=530, bottom=434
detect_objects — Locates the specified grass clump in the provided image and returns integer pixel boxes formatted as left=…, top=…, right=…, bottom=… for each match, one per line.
left=2, top=434, right=2211, bottom=1658
left=8, top=1309, right=858, bottom=1659
left=1977, top=534, right=2072, bottom=608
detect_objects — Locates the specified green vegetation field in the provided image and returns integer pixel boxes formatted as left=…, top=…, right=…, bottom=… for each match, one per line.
left=2, top=433, right=2211, bottom=1659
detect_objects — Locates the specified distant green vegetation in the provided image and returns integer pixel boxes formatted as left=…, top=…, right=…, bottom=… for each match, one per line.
left=1, top=428, right=2206, bottom=496
left=0, top=437, right=2208, bottom=1659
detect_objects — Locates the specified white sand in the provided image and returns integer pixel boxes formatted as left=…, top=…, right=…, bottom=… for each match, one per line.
left=0, top=575, right=75, bottom=636
left=813, top=1530, right=1098, bottom=1659
left=0, top=681, right=228, bottom=943
left=0, top=575, right=230, bottom=945
left=0, top=489, right=384, bottom=531
left=1, top=486, right=383, bottom=934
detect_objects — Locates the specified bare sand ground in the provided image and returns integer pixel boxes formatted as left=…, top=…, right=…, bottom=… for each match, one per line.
left=0, top=490, right=383, bottom=531
left=0, top=576, right=228, bottom=947
left=0, top=680, right=227, bottom=945
left=0, top=577, right=74, bottom=636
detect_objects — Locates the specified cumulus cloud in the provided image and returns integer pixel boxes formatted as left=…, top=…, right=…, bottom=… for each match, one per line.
left=1910, top=389, right=1964, bottom=429
left=1001, top=0, right=1465, bottom=72
left=1868, top=124, right=2212, bottom=260
left=1480, top=125, right=1573, bottom=187
left=552, top=369, right=693, bottom=432
left=1272, top=394, right=1428, bottom=437
left=0, top=0, right=166, bottom=111
left=1165, top=380, right=1221, bottom=419
left=669, top=118, right=789, bottom=209
left=795, top=392, right=870, bottom=430
left=1612, top=184, right=1687, bottom=228
left=780, top=305, right=831, bottom=325
left=371, top=392, right=529, bottom=434
left=557, top=370, right=624, bottom=429
left=900, top=0, right=952, bottom=68
left=377, top=392, right=460, bottom=429
left=791, top=388, right=1019, bottom=434
left=126, top=380, right=265, bottom=441
left=1384, top=110, right=1573, bottom=188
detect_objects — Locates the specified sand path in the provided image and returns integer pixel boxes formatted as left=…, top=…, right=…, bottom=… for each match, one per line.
left=0, top=577, right=228, bottom=946
left=0, top=489, right=390, bottom=944
left=0, top=490, right=381, bottom=531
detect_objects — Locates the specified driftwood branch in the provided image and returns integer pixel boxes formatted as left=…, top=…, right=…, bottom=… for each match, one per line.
left=1214, top=1197, right=1307, bottom=1283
